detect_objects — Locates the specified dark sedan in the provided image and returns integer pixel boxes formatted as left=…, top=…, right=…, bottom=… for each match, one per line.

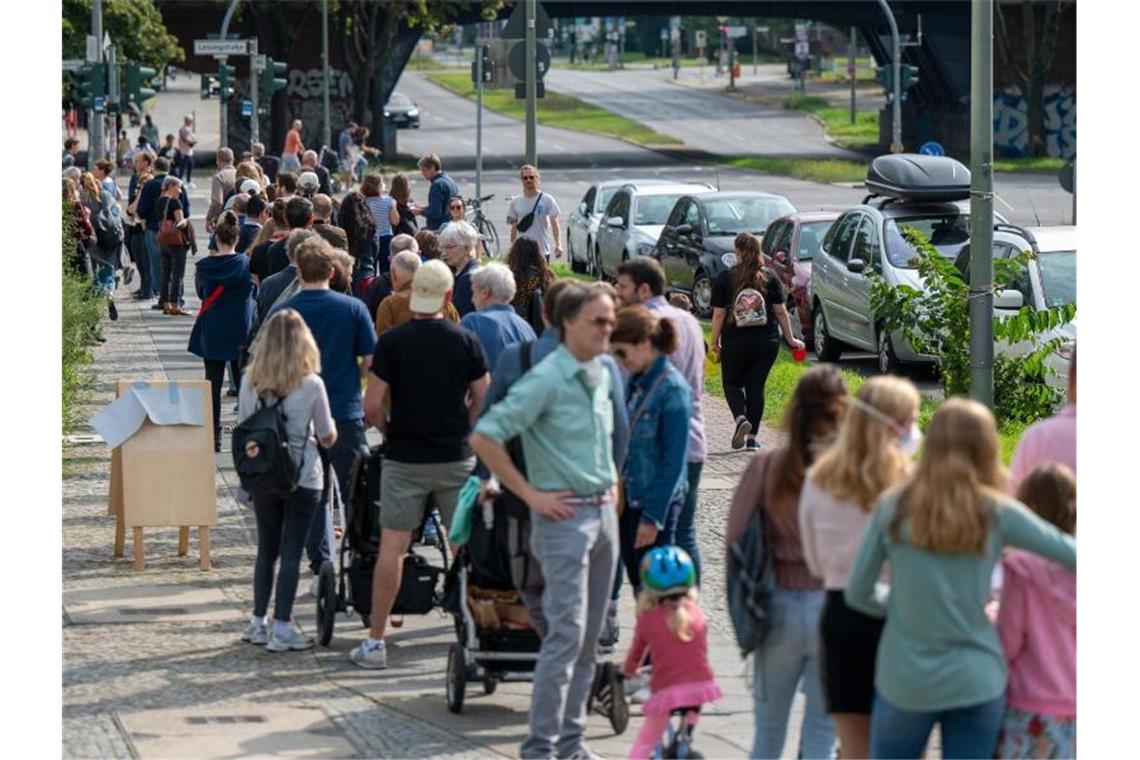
left=653, top=191, right=797, bottom=317
left=761, top=211, right=841, bottom=341
left=383, top=92, right=420, bottom=129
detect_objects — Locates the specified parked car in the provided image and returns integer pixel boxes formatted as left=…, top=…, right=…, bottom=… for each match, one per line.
left=811, top=153, right=1007, bottom=372
left=653, top=191, right=797, bottom=317
left=595, top=182, right=715, bottom=280
left=383, top=92, right=420, bottom=128
left=566, top=179, right=671, bottom=274
left=761, top=211, right=842, bottom=342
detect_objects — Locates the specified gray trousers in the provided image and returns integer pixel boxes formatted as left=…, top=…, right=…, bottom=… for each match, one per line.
left=521, top=501, right=619, bottom=759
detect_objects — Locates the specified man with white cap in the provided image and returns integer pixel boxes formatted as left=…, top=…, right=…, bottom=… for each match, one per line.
left=297, top=170, right=321, bottom=199
left=353, top=259, right=490, bottom=669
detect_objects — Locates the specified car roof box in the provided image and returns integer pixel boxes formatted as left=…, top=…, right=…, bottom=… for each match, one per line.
left=865, top=154, right=970, bottom=202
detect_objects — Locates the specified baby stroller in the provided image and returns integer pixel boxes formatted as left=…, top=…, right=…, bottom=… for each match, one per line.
left=315, top=444, right=450, bottom=646
left=440, top=496, right=629, bottom=733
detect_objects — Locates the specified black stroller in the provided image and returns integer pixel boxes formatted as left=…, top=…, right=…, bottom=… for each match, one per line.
left=440, top=496, right=629, bottom=733
left=315, top=444, right=450, bottom=645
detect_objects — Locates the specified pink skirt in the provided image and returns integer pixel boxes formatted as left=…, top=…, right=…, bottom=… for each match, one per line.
left=643, top=679, right=723, bottom=717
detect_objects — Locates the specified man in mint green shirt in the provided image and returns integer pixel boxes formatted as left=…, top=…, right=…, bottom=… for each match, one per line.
left=472, top=282, right=620, bottom=760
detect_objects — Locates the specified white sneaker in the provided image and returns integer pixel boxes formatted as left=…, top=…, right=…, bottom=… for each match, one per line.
left=350, top=638, right=387, bottom=669
left=265, top=621, right=314, bottom=652
left=240, top=620, right=268, bottom=645
left=631, top=686, right=651, bottom=704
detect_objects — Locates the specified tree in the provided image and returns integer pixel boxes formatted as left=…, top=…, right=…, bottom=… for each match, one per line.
left=994, top=0, right=1071, bottom=158
left=62, top=0, right=185, bottom=71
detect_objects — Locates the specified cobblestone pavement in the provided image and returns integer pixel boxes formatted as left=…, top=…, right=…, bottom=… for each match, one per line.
left=62, top=189, right=807, bottom=758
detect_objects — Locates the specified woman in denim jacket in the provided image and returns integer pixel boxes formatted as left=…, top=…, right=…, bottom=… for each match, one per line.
left=610, top=305, right=693, bottom=593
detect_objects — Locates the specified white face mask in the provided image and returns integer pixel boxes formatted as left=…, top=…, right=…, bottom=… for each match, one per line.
left=899, top=423, right=924, bottom=458
left=851, top=398, right=921, bottom=457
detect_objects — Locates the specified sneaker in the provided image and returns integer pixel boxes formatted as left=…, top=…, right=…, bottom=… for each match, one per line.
left=350, top=638, right=387, bottom=669
left=108, top=300, right=118, bottom=321
left=240, top=620, right=268, bottom=645
left=226, top=387, right=239, bottom=397
left=631, top=686, right=651, bottom=704
left=745, top=438, right=760, bottom=451
left=265, top=621, right=314, bottom=652
left=598, top=602, right=619, bottom=648
left=731, top=416, right=752, bottom=450
left=563, top=747, right=603, bottom=760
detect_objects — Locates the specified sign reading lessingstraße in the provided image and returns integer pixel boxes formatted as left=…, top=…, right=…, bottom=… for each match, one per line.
left=194, top=39, right=250, bottom=56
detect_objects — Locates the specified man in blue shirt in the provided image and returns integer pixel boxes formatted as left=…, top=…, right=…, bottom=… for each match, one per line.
left=271, top=238, right=377, bottom=579
left=134, top=156, right=190, bottom=310
left=439, top=220, right=482, bottom=317
left=459, top=263, right=536, bottom=370
left=413, top=153, right=459, bottom=231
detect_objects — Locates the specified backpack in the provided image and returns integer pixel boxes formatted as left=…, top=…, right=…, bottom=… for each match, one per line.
left=731, top=287, right=769, bottom=328
left=92, top=197, right=125, bottom=249
left=231, top=397, right=301, bottom=499
left=494, top=341, right=536, bottom=522
left=725, top=452, right=777, bottom=657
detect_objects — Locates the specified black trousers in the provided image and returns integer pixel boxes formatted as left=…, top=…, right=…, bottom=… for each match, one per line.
left=204, top=358, right=241, bottom=447
left=720, top=337, right=780, bottom=434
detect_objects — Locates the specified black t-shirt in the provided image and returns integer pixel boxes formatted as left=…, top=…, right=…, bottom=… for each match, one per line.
left=711, top=267, right=786, bottom=345
left=248, top=240, right=275, bottom=282
left=257, top=155, right=280, bottom=184
left=365, top=274, right=393, bottom=322
left=371, top=319, right=489, bottom=463
left=266, top=238, right=291, bottom=278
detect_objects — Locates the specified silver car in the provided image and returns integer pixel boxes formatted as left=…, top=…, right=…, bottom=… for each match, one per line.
left=594, top=182, right=715, bottom=280
left=566, top=179, right=671, bottom=274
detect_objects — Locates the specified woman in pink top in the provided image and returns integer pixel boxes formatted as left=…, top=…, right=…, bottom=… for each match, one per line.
left=622, top=547, right=721, bottom=760
left=996, top=462, right=1076, bottom=759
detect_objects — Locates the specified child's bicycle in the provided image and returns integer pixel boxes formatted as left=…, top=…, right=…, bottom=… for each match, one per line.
left=653, top=707, right=703, bottom=760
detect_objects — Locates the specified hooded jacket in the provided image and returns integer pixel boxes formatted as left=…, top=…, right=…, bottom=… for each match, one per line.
left=187, top=253, right=255, bottom=362
left=996, top=549, right=1076, bottom=716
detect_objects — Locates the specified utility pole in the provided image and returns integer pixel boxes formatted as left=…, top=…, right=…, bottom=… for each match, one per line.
left=524, top=0, right=537, bottom=166
left=849, top=27, right=857, bottom=125
left=753, top=23, right=758, bottom=75
left=969, top=0, right=995, bottom=407
left=91, top=0, right=104, bottom=162
left=321, top=0, right=331, bottom=151
left=249, top=43, right=260, bottom=146
left=218, top=0, right=242, bottom=150
left=876, top=0, right=903, bottom=152
left=476, top=44, right=485, bottom=202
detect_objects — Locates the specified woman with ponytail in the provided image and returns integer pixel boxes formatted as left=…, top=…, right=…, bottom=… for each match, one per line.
left=609, top=305, right=693, bottom=593
left=188, top=210, right=256, bottom=452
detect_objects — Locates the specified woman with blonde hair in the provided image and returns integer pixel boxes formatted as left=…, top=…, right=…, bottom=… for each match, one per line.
left=237, top=309, right=337, bottom=653
left=845, top=398, right=1076, bottom=759
left=798, top=375, right=921, bottom=760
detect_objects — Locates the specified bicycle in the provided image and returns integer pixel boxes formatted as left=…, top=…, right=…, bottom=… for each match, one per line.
left=463, top=194, right=500, bottom=258
left=652, top=707, right=703, bottom=759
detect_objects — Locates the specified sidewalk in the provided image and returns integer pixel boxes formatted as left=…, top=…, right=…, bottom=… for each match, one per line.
left=62, top=187, right=809, bottom=758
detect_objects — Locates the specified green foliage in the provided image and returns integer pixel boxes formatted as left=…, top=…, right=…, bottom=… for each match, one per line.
left=869, top=228, right=1074, bottom=423
left=61, top=196, right=106, bottom=435
left=783, top=94, right=881, bottom=151
left=62, top=0, right=184, bottom=72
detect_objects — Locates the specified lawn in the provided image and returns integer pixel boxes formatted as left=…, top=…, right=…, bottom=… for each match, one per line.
left=783, top=94, right=881, bottom=152
left=992, top=156, right=1068, bottom=174
left=424, top=71, right=682, bottom=147
left=712, top=155, right=869, bottom=184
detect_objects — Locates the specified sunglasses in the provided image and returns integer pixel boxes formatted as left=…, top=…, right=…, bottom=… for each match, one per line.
left=521, top=175, right=538, bottom=181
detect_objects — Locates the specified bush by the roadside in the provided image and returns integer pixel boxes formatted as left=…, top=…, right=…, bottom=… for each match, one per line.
left=61, top=196, right=106, bottom=435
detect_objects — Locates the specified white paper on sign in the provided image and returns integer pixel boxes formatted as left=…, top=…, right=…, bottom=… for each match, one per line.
left=88, top=383, right=205, bottom=449
left=89, top=393, right=150, bottom=449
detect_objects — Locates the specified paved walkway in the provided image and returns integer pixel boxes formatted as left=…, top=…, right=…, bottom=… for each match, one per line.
left=62, top=184, right=813, bottom=758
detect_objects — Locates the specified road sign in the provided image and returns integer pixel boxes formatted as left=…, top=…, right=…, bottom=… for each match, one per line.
left=501, top=1, right=553, bottom=39
left=93, top=96, right=105, bottom=112
left=726, top=26, right=748, bottom=39
left=194, top=39, right=250, bottom=56
left=62, top=59, right=85, bottom=72
left=919, top=141, right=945, bottom=156
left=508, top=41, right=551, bottom=80
left=241, top=100, right=253, bottom=117
left=86, top=35, right=99, bottom=63
left=695, top=30, right=707, bottom=48
left=254, top=54, right=267, bottom=72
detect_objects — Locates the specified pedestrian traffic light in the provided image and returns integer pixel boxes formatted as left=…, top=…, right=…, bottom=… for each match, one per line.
left=261, top=58, right=287, bottom=96
left=75, top=62, right=106, bottom=110
left=218, top=63, right=235, bottom=101
left=123, top=62, right=157, bottom=105
left=901, top=64, right=920, bottom=90
left=200, top=73, right=219, bottom=99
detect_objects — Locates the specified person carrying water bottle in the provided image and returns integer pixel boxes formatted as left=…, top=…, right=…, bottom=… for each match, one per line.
left=622, top=547, right=722, bottom=760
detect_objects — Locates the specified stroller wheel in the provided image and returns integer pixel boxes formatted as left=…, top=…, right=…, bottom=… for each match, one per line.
left=316, top=561, right=337, bottom=647
left=483, top=677, right=497, bottom=695
left=446, top=643, right=467, bottom=713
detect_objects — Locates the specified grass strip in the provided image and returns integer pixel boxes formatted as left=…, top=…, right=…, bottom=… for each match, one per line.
left=712, top=155, right=868, bottom=184
left=783, top=94, right=881, bottom=151
left=424, top=71, right=682, bottom=147
left=992, top=156, right=1068, bottom=174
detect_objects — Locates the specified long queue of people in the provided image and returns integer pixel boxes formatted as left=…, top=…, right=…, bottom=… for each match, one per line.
left=76, top=144, right=1077, bottom=758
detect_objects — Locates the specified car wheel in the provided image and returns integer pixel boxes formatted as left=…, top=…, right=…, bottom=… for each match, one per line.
left=878, top=329, right=901, bottom=374
left=813, top=305, right=843, bottom=362
left=595, top=245, right=606, bottom=281
left=691, top=270, right=713, bottom=319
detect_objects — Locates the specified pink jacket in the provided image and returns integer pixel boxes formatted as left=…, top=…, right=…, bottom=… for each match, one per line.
left=996, top=549, right=1076, bottom=716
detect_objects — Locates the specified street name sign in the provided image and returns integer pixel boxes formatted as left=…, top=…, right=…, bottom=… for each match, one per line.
left=194, top=39, right=250, bottom=56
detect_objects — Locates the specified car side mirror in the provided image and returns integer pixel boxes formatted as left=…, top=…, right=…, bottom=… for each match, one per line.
left=578, top=202, right=587, bottom=215
left=994, top=289, right=1025, bottom=310
left=606, top=216, right=625, bottom=228
left=846, top=258, right=867, bottom=274
left=675, top=223, right=693, bottom=236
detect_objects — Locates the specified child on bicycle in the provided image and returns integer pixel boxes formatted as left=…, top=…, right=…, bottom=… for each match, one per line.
left=622, top=547, right=722, bottom=760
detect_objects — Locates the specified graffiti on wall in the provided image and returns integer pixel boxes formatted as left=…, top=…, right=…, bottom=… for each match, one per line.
left=993, top=86, right=1076, bottom=159
left=286, top=68, right=355, bottom=147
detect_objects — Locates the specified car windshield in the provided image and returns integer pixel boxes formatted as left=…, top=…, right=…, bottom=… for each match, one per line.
left=796, top=221, right=834, bottom=262
left=1038, top=250, right=1076, bottom=307
left=885, top=214, right=973, bottom=268
left=704, top=198, right=796, bottom=235
left=634, top=194, right=683, bottom=226
left=387, top=93, right=411, bottom=107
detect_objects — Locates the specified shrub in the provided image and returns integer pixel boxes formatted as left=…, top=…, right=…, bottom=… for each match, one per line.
left=61, top=195, right=106, bottom=434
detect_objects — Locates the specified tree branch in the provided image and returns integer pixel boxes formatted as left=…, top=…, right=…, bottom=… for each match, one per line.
left=994, top=2, right=1028, bottom=89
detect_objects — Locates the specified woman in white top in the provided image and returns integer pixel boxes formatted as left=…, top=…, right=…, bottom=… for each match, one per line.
left=237, top=309, right=337, bottom=653
left=798, top=375, right=920, bottom=760
left=360, top=173, right=400, bottom=276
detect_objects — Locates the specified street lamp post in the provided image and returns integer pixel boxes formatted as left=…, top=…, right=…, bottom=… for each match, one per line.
left=969, top=0, right=995, bottom=407
left=525, top=0, right=537, bottom=166
left=321, top=0, right=331, bottom=151
left=876, top=0, right=903, bottom=153
left=91, top=0, right=104, bottom=161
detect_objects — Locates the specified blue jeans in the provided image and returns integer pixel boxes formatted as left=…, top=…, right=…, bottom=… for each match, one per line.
left=306, top=418, right=367, bottom=573
left=676, top=461, right=703, bottom=585
left=870, top=693, right=1005, bottom=759
left=179, top=154, right=194, bottom=182
left=253, top=486, right=321, bottom=622
left=130, top=229, right=153, bottom=297
left=618, top=500, right=679, bottom=595
left=94, top=263, right=115, bottom=294
left=145, top=230, right=162, bottom=303
left=751, top=587, right=833, bottom=759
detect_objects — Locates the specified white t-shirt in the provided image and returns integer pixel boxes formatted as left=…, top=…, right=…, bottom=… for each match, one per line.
left=506, top=192, right=561, bottom=256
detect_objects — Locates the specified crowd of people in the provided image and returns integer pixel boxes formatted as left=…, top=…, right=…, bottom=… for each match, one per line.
left=71, top=139, right=1078, bottom=759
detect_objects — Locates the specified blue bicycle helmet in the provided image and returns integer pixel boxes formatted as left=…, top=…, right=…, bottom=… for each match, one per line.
left=640, top=546, right=696, bottom=596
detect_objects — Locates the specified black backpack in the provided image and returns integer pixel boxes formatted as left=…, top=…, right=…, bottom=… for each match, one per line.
left=725, top=453, right=777, bottom=657
left=494, top=341, right=535, bottom=521
left=231, top=397, right=301, bottom=499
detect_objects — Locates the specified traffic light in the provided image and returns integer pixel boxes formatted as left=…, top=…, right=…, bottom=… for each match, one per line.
left=876, top=64, right=920, bottom=93
left=200, top=73, right=218, bottom=99
left=470, top=45, right=493, bottom=84
left=123, top=62, right=156, bottom=106
left=75, top=63, right=107, bottom=110
left=260, top=58, right=287, bottom=96
left=875, top=65, right=892, bottom=92
left=218, top=62, right=235, bottom=101
left=901, top=64, right=920, bottom=90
